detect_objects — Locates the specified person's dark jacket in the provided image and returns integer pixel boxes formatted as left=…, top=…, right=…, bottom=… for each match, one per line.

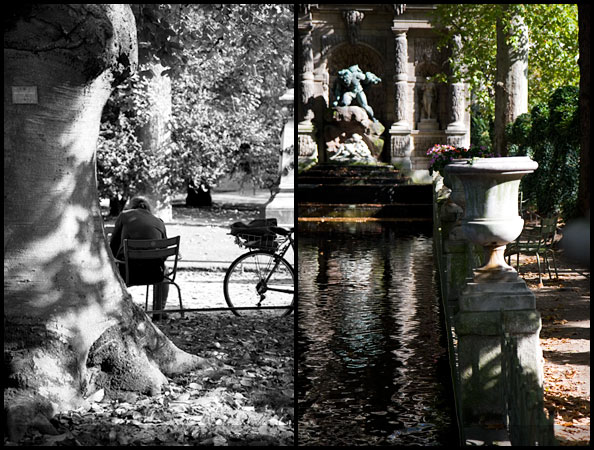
left=110, top=209, right=167, bottom=285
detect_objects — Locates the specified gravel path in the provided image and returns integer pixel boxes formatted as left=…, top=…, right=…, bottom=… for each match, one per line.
left=517, top=248, right=590, bottom=445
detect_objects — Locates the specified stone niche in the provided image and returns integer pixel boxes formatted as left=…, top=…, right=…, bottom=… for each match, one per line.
left=327, top=44, right=387, bottom=127
left=298, top=4, right=470, bottom=180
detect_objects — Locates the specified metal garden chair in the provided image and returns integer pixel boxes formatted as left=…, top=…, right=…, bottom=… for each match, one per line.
left=505, top=215, right=559, bottom=286
left=115, top=236, right=184, bottom=317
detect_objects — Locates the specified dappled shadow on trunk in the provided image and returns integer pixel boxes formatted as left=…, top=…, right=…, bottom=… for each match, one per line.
left=3, top=5, right=214, bottom=443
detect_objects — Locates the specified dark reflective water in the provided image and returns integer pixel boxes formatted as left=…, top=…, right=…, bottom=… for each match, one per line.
left=298, top=222, right=458, bottom=446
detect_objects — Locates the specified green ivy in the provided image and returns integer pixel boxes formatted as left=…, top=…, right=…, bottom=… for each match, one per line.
left=507, top=86, right=580, bottom=219
left=470, top=106, right=494, bottom=151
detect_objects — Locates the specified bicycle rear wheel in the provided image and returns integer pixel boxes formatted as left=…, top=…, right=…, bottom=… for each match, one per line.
left=223, top=251, right=294, bottom=317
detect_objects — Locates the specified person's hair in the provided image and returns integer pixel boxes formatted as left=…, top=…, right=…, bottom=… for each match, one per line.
left=129, top=196, right=152, bottom=212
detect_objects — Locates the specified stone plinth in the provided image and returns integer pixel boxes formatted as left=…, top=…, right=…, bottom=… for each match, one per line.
left=418, top=118, right=439, bottom=131
left=459, top=277, right=536, bottom=312
left=266, top=88, right=294, bottom=227
left=389, top=125, right=412, bottom=169
left=298, top=121, right=318, bottom=172
left=455, top=308, right=542, bottom=423
left=324, top=106, right=385, bottom=162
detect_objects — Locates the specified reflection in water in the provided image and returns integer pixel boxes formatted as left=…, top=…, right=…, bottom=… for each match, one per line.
left=298, top=222, right=457, bottom=446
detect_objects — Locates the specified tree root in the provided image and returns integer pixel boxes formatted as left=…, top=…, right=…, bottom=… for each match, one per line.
left=87, top=305, right=207, bottom=397
left=4, top=390, right=59, bottom=442
left=4, top=304, right=217, bottom=443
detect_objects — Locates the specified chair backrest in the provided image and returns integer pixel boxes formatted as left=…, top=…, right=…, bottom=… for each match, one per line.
left=122, top=236, right=180, bottom=286
left=539, top=216, right=558, bottom=245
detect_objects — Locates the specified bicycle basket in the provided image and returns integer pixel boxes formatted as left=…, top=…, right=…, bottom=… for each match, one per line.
left=230, top=219, right=279, bottom=251
left=234, top=232, right=279, bottom=251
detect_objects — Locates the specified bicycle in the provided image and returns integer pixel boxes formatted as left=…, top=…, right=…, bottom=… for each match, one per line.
left=224, top=222, right=294, bottom=317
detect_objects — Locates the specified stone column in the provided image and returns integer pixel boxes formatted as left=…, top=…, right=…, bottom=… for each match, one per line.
left=445, top=82, right=468, bottom=147
left=389, top=28, right=412, bottom=169
left=298, top=23, right=318, bottom=170
left=299, top=23, right=315, bottom=125
left=445, top=35, right=470, bottom=148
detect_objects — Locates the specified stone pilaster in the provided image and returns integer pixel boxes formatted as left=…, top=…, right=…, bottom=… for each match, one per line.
left=389, top=28, right=412, bottom=168
left=298, top=22, right=318, bottom=170
left=445, top=81, right=468, bottom=147
left=445, top=35, right=470, bottom=148
left=298, top=23, right=315, bottom=125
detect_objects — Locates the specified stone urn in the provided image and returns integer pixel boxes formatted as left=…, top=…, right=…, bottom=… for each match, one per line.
left=445, top=156, right=538, bottom=281
left=442, top=160, right=468, bottom=208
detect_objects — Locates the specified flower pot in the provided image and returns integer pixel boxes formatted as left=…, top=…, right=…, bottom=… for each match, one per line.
left=445, top=157, right=538, bottom=281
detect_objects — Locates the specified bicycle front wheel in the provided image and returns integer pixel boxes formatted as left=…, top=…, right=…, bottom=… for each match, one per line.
left=223, top=251, right=294, bottom=317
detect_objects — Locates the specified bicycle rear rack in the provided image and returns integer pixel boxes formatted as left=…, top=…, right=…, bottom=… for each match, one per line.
left=234, top=233, right=280, bottom=251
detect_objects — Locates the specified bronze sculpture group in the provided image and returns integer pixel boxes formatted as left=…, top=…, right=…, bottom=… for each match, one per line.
left=332, top=64, right=381, bottom=122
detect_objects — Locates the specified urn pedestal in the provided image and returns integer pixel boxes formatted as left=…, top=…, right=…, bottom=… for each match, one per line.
left=445, top=157, right=544, bottom=427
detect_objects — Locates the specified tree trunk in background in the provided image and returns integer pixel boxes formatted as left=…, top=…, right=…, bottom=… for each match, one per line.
left=4, top=5, right=206, bottom=442
left=109, top=195, right=128, bottom=217
left=577, top=4, right=590, bottom=217
left=494, top=7, right=529, bottom=156
left=137, top=62, right=173, bottom=222
left=185, top=181, right=213, bottom=207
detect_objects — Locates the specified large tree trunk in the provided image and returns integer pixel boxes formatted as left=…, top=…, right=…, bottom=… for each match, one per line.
left=494, top=7, right=529, bottom=156
left=4, top=5, right=206, bottom=442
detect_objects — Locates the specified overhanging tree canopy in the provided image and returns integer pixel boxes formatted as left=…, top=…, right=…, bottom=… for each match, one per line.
left=96, top=4, right=294, bottom=211
left=431, top=4, right=579, bottom=116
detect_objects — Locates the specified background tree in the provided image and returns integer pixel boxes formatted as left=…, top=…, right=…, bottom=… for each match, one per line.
left=97, top=4, right=294, bottom=215
left=4, top=5, right=215, bottom=441
left=493, top=5, right=528, bottom=156
left=507, top=87, right=580, bottom=219
left=432, top=4, right=579, bottom=154
left=97, top=4, right=186, bottom=218
left=169, top=4, right=293, bottom=200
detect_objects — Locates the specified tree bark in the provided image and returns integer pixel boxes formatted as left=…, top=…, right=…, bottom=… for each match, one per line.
left=494, top=7, right=529, bottom=156
left=577, top=4, right=590, bottom=217
left=137, top=61, right=174, bottom=222
left=4, top=5, right=207, bottom=442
